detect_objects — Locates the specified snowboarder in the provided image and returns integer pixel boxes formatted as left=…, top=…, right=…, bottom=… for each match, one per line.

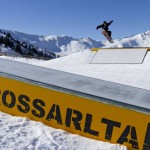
left=96, top=20, right=114, bottom=38
left=96, top=20, right=114, bottom=43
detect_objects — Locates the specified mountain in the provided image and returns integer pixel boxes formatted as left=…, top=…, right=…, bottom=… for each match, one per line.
left=103, top=30, right=150, bottom=48
left=0, top=29, right=104, bottom=57
left=0, top=28, right=150, bottom=59
left=0, top=30, right=57, bottom=59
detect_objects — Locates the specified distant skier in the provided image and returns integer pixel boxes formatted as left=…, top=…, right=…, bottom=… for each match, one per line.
left=96, top=20, right=114, bottom=43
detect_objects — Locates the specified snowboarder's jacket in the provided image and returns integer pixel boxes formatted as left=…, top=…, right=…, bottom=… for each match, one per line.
left=96, top=20, right=113, bottom=31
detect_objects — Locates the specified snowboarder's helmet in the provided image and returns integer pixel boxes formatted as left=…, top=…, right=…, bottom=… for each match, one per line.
left=103, top=21, right=107, bottom=24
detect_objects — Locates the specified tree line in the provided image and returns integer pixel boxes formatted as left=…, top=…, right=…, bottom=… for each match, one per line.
left=0, top=30, right=56, bottom=59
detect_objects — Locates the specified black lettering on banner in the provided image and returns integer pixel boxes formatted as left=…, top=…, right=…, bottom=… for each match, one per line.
left=17, top=95, right=30, bottom=113
left=84, top=114, right=99, bottom=136
left=143, top=123, right=150, bottom=150
left=101, top=118, right=121, bottom=140
left=117, top=125, right=139, bottom=149
left=2, top=90, right=16, bottom=108
left=32, top=99, right=45, bottom=118
left=65, top=108, right=82, bottom=131
left=46, top=104, right=62, bottom=125
left=65, top=108, right=72, bottom=127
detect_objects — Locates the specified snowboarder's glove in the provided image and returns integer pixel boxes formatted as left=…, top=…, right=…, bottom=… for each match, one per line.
left=110, top=20, right=114, bottom=23
left=96, top=26, right=99, bottom=30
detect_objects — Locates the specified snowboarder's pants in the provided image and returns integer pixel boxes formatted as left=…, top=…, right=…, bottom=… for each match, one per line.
left=107, top=31, right=111, bottom=37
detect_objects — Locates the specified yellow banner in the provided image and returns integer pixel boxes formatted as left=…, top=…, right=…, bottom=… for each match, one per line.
left=0, top=76, right=150, bottom=150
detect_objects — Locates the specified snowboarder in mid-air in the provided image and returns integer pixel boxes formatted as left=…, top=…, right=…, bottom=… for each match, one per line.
left=96, top=20, right=114, bottom=43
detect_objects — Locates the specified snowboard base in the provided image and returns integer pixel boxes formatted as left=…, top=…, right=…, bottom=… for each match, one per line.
left=102, top=30, right=114, bottom=43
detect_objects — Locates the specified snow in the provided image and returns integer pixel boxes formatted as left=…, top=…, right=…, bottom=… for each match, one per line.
left=1, top=29, right=150, bottom=150
left=0, top=50, right=149, bottom=150
left=0, top=53, right=129, bottom=150
left=0, top=46, right=21, bottom=56
left=103, top=31, right=150, bottom=48
left=2, top=49, right=150, bottom=90
left=0, top=29, right=104, bottom=55
left=35, top=51, right=150, bottom=90
left=0, top=112, right=126, bottom=150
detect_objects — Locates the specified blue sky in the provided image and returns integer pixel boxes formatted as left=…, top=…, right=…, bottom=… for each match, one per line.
left=0, top=0, right=150, bottom=40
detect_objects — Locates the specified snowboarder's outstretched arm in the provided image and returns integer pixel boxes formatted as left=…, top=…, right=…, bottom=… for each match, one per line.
left=108, top=20, right=114, bottom=26
left=96, top=25, right=102, bottom=30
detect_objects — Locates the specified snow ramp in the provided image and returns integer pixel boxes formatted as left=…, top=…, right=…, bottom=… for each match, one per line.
left=0, top=58, right=150, bottom=150
left=91, top=48, right=149, bottom=64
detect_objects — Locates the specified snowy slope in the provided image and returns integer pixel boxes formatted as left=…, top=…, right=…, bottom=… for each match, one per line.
left=1, top=29, right=150, bottom=150
left=1, top=29, right=150, bottom=89
left=0, top=111, right=126, bottom=150
left=36, top=50, right=150, bottom=90
left=0, top=46, right=21, bottom=56
left=1, top=29, right=150, bottom=57
left=2, top=48, right=150, bottom=90
left=103, top=30, right=150, bottom=48
left=0, top=29, right=104, bottom=56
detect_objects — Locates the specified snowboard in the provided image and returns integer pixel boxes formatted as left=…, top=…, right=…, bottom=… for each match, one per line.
left=102, top=30, right=114, bottom=43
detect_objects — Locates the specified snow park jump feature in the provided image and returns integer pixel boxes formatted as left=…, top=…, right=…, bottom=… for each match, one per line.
left=0, top=58, right=150, bottom=150
left=91, top=47, right=150, bottom=52
left=90, top=48, right=148, bottom=64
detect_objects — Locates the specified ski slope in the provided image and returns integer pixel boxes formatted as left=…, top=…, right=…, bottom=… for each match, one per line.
left=0, top=55, right=128, bottom=150
left=1, top=49, right=150, bottom=150
left=1, top=29, right=150, bottom=150
left=2, top=49, right=150, bottom=90
left=0, top=51, right=135, bottom=150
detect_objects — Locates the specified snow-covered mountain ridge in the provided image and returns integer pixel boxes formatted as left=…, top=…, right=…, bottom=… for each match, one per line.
left=1, top=28, right=150, bottom=57
left=104, top=30, right=150, bottom=48
left=0, top=29, right=104, bottom=56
